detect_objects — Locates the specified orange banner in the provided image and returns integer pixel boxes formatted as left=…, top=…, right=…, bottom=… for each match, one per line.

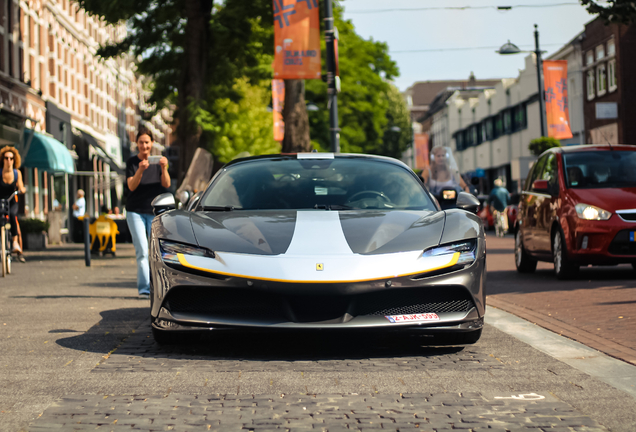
left=272, top=79, right=285, bottom=142
left=543, top=60, right=573, bottom=140
left=273, top=0, right=322, bottom=80
left=414, top=133, right=429, bottom=170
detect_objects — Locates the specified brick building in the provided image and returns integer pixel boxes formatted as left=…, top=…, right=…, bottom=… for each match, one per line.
left=581, top=17, right=636, bottom=145
left=0, top=0, right=172, bottom=235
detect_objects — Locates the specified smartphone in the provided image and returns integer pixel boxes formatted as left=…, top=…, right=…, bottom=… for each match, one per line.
left=148, top=156, right=162, bottom=165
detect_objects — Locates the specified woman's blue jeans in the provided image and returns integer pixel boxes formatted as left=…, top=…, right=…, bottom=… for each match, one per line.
left=126, top=212, right=155, bottom=295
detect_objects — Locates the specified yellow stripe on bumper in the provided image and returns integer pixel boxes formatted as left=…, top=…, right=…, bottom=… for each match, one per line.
left=176, top=251, right=461, bottom=284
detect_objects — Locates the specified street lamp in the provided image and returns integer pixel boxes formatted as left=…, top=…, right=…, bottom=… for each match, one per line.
left=497, top=24, right=547, bottom=137
left=323, top=0, right=340, bottom=153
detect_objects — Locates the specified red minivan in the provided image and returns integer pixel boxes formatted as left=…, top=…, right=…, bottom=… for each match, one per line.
left=515, top=145, right=636, bottom=279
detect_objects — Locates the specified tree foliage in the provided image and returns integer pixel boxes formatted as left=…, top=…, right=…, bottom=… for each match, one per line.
left=381, top=84, right=413, bottom=159
left=76, top=0, right=407, bottom=167
left=306, top=5, right=403, bottom=156
left=529, top=137, right=561, bottom=156
left=580, top=0, right=636, bottom=25
left=193, top=79, right=280, bottom=164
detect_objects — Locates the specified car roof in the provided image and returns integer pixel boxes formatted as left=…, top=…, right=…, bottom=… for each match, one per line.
left=223, top=153, right=413, bottom=170
left=546, top=144, right=636, bottom=155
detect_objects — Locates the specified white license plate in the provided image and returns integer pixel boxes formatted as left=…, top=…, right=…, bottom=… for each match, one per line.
left=385, top=313, right=440, bottom=323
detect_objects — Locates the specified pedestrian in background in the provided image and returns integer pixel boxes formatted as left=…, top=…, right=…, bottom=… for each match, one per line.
left=489, top=178, right=510, bottom=235
left=126, top=128, right=170, bottom=299
left=0, top=146, right=26, bottom=262
left=71, top=189, right=86, bottom=243
left=72, top=189, right=86, bottom=217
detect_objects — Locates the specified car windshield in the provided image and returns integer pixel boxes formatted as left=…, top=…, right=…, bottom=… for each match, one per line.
left=563, top=151, right=636, bottom=189
left=200, top=157, right=436, bottom=211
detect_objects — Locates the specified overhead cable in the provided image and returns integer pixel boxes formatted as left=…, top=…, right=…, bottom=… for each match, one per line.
left=347, top=3, right=580, bottom=14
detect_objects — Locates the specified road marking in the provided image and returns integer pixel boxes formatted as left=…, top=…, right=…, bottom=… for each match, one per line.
left=494, top=393, right=545, bottom=400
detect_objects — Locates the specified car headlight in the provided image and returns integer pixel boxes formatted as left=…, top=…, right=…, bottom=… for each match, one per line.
left=575, top=203, right=612, bottom=221
left=159, top=239, right=215, bottom=264
left=422, top=239, right=477, bottom=266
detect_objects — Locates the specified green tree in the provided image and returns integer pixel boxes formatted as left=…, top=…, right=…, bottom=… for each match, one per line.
left=529, top=137, right=561, bottom=156
left=75, top=0, right=274, bottom=176
left=306, top=5, right=400, bottom=154
left=193, top=78, right=280, bottom=164
left=580, top=0, right=636, bottom=25
left=381, top=84, right=412, bottom=159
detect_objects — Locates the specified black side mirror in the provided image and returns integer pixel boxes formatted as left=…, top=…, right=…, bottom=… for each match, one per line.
left=151, top=193, right=176, bottom=216
left=456, top=192, right=480, bottom=213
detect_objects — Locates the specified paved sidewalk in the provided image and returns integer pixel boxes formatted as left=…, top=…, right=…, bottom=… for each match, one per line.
left=485, top=234, right=636, bottom=366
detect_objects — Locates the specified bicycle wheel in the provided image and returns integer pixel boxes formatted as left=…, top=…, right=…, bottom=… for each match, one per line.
left=1, top=227, right=6, bottom=277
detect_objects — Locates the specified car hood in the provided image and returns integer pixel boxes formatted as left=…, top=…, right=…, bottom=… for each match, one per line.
left=567, top=187, right=636, bottom=212
left=189, top=209, right=447, bottom=256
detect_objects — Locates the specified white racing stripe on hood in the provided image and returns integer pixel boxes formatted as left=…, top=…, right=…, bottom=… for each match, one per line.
left=285, top=211, right=353, bottom=256
left=175, top=210, right=461, bottom=283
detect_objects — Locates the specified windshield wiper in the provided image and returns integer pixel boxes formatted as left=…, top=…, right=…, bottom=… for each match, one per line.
left=201, top=206, right=239, bottom=211
left=313, top=204, right=356, bottom=210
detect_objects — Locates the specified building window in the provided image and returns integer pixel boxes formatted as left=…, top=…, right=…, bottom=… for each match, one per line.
left=607, top=39, right=616, bottom=57
left=597, top=63, right=607, bottom=97
left=494, top=114, right=503, bottom=139
left=587, top=69, right=595, bottom=100
left=512, top=104, right=527, bottom=132
left=608, top=59, right=617, bottom=92
left=455, top=131, right=464, bottom=151
left=586, top=51, right=594, bottom=66
left=595, top=44, right=605, bottom=61
left=502, top=109, right=512, bottom=133
left=484, top=118, right=494, bottom=141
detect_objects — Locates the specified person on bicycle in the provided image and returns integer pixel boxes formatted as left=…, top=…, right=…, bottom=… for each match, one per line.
left=489, top=178, right=510, bottom=234
left=0, top=146, right=26, bottom=259
left=421, top=146, right=470, bottom=195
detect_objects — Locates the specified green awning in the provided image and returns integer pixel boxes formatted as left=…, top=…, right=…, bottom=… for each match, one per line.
left=23, top=130, right=75, bottom=174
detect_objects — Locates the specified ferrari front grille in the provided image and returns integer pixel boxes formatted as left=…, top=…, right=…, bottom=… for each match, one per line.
left=163, top=285, right=476, bottom=323
left=352, top=286, right=475, bottom=316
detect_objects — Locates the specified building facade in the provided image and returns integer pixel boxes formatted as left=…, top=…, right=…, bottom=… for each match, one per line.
left=0, top=0, right=172, bottom=234
left=581, top=18, right=636, bottom=145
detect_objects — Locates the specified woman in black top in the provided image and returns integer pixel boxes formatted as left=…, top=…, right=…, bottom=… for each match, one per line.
left=0, top=146, right=26, bottom=257
left=125, top=129, right=170, bottom=298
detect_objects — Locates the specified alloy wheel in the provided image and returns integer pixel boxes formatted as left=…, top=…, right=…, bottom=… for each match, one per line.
left=553, top=233, right=562, bottom=274
left=515, top=232, right=523, bottom=268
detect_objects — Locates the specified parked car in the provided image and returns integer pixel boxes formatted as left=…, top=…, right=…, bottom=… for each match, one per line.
left=515, top=145, right=636, bottom=279
left=149, top=153, right=486, bottom=345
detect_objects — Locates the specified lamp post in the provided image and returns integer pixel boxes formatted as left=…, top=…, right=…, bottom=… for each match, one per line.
left=323, top=0, right=340, bottom=153
left=497, top=24, right=547, bottom=137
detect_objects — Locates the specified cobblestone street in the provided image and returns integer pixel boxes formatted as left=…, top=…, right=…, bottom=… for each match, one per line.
left=2, top=243, right=635, bottom=432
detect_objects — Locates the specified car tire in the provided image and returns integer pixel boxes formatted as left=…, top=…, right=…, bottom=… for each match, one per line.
left=553, top=228, right=579, bottom=280
left=515, top=230, right=537, bottom=273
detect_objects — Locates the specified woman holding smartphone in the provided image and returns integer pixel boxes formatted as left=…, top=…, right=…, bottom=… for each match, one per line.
left=126, top=128, right=170, bottom=298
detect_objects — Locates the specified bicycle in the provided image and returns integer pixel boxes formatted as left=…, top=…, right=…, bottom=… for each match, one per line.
left=0, top=190, right=17, bottom=277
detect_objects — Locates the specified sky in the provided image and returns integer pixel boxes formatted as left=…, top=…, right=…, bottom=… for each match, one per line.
left=339, top=0, right=596, bottom=91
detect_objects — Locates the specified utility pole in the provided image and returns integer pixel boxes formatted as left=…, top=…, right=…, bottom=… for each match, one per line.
left=323, top=0, right=340, bottom=152
left=534, top=24, right=547, bottom=137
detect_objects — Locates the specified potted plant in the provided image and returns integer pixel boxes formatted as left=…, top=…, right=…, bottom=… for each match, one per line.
left=18, top=218, right=50, bottom=250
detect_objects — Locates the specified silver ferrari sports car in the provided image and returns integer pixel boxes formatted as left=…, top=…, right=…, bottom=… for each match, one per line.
left=149, top=153, right=485, bottom=344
